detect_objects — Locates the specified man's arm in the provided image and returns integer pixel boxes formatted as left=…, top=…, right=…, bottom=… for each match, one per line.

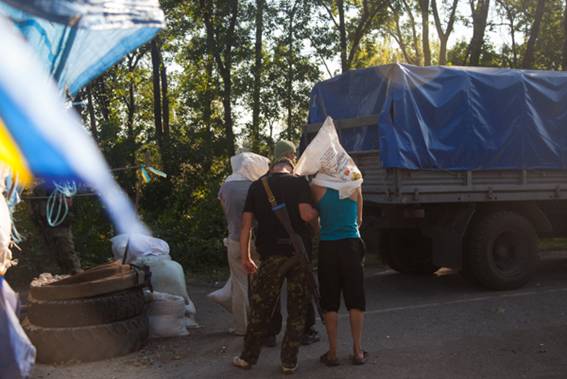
left=240, top=211, right=257, bottom=273
left=299, top=203, right=318, bottom=223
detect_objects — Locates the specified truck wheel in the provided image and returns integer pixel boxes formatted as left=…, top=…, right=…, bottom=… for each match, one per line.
left=465, top=211, right=537, bottom=290
left=383, top=230, right=436, bottom=274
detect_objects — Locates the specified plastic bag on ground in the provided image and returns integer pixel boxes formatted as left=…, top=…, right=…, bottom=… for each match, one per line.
left=111, top=234, right=170, bottom=263
left=295, top=116, right=363, bottom=199
left=0, top=277, right=36, bottom=378
left=147, top=291, right=189, bottom=338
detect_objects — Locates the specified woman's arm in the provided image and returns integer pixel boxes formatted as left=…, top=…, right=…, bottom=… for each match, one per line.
left=357, top=187, right=363, bottom=228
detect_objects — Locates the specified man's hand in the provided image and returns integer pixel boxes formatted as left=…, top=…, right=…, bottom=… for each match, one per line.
left=242, top=257, right=258, bottom=274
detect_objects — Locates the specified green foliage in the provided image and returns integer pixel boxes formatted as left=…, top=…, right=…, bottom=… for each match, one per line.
left=11, top=0, right=567, bottom=283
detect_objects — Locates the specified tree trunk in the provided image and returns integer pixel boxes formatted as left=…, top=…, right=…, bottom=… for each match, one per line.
left=199, top=0, right=237, bottom=157
left=522, top=0, right=545, bottom=69
left=86, top=85, right=98, bottom=142
left=160, top=53, right=170, bottom=139
left=251, top=0, right=264, bottom=151
left=150, top=39, right=163, bottom=146
left=563, top=0, right=567, bottom=70
left=468, top=0, right=490, bottom=66
left=419, top=0, right=431, bottom=66
left=431, top=0, right=459, bottom=65
left=338, top=0, right=348, bottom=72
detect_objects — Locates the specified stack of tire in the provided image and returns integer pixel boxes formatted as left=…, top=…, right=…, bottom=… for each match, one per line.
left=23, top=261, right=149, bottom=364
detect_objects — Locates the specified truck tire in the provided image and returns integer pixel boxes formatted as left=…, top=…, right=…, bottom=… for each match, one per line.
left=27, top=287, right=145, bottom=328
left=23, top=312, right=149, bottom=364
left=465, top=211, right=537, bottom=290
left=382, top=229, right=436, bottom=274
left=30, top=266, right=145, bottom=301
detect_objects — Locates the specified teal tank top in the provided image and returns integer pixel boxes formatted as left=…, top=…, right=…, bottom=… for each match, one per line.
left=318, top=188, right=360, bottom=241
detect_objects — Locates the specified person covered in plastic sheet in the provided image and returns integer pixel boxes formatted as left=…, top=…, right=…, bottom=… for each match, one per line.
left=232, top=140, right=319, bottom=374
left=262, top=140, right=321, bottom=348
left=29, top=182, right=81, bottom=275
left=296, top=117, right=367, bottom=366
left=209, top=152, right=270, bottom=336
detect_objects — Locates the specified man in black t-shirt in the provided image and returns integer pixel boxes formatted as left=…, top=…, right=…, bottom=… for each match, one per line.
left=232, top=143, right=318, bottom=374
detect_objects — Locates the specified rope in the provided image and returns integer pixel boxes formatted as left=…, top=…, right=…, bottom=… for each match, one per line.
left=46, top=181, right=77, bottom=227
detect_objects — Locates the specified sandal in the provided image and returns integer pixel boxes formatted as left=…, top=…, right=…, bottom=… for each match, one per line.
left=320, top=352, right=340, bottom=367
left=232, top=356, right=251, bottom=369
left=352, top=351, right=368, bottom=365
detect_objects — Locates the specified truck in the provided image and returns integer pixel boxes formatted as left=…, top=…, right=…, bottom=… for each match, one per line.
left=302, top=63, right=567, bottom=290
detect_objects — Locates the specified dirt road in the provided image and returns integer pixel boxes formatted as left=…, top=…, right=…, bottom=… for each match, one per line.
left=31, top=251, right=567, bottom=378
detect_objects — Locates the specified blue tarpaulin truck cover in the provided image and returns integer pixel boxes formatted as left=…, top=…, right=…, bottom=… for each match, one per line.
left=308, top=64, right=567, bottom=171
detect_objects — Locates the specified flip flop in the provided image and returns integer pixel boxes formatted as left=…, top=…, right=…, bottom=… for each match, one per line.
left=320, top=352, right=340, bottom=367
left=352, top=351, right=368, bottom=365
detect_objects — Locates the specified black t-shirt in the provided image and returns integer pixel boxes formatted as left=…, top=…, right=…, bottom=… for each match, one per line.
left=243, top=173, right=312, bottom=258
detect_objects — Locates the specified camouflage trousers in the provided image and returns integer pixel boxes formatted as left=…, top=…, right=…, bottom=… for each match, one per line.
left=240, top=255, right=307, bottom=366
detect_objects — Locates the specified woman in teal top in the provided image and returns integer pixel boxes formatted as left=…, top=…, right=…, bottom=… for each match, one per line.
left=311, top=183, right=367, bottom=366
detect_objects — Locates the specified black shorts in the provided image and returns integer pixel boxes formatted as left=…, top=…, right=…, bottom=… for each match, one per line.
left=318, top=238, right=366, bottom=312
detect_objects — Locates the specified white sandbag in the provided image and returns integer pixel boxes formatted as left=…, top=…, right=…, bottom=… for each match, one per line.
left=147, top=291, right=188, bottom=338
left=136, top=256, right=189, bottom=300
left=137, top=256, right=199, bottom=328
left=207, top=277, right=232, bottom=312
left=0, top=278, right=36, bottom=378
left=111, top=233, right=170, bottom=263
left=295, top=116, right=363, bottom=199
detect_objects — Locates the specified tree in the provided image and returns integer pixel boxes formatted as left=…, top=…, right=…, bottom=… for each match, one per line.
left=468, top=0, right=490, bottom=66
left=198, top=0, right=240, bottom=157
left=522, top=0, right=546, bottom=69
left=419, top=0, right=432, bottom=65
left=431, top=0, right=459, bottom=65
left=317, top=0, right=389, bottom=72
left=251, top=0, right=265, bottom=152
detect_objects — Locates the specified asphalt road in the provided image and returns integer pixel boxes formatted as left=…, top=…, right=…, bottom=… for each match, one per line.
left=32, top=251, right=567, bottom=379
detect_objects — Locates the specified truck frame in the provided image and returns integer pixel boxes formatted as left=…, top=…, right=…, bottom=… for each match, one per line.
left=304, top=115, right=567, bottom=290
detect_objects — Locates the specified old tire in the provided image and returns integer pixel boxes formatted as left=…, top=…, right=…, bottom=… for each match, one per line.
left=465, top=211, right=538, bottom=290
left=24, top=312, right=149, bottom=364
left=382, top=229, right=436, bottom=274
left=28, top=287, right=145, bottom=328
left=30, top=265, right=145, bottom=301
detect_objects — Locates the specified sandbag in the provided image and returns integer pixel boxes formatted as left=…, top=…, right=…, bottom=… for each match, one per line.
left=136, top=256, right=199, bottom=328
left=296, top=116, right=363, bottom=199
left=147, top=291, right=188, bottom=338
left=0, top=278, right=36, bottom=378
left=111, top=234, right=170, bottom=263
left=207, top=277, right=232, bottom=312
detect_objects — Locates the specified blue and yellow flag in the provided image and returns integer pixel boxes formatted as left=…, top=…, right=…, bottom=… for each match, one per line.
left=0, top=17, right=148, bottom=236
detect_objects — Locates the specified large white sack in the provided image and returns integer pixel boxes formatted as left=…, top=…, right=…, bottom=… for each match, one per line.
left=295, top=116, right=363, bottom=199
left=207, top=277, right=232, bottom=312
left=136, top=256, right=198, bottom=328
left=147, top=291, right=188, bottom=338
left=111, top=234, right=170, bottom=263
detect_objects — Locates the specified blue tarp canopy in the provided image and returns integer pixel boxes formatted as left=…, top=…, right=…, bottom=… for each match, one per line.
left=0, top=0, right=164, bottom=96
left=308, top=64, right=567, bottom=171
